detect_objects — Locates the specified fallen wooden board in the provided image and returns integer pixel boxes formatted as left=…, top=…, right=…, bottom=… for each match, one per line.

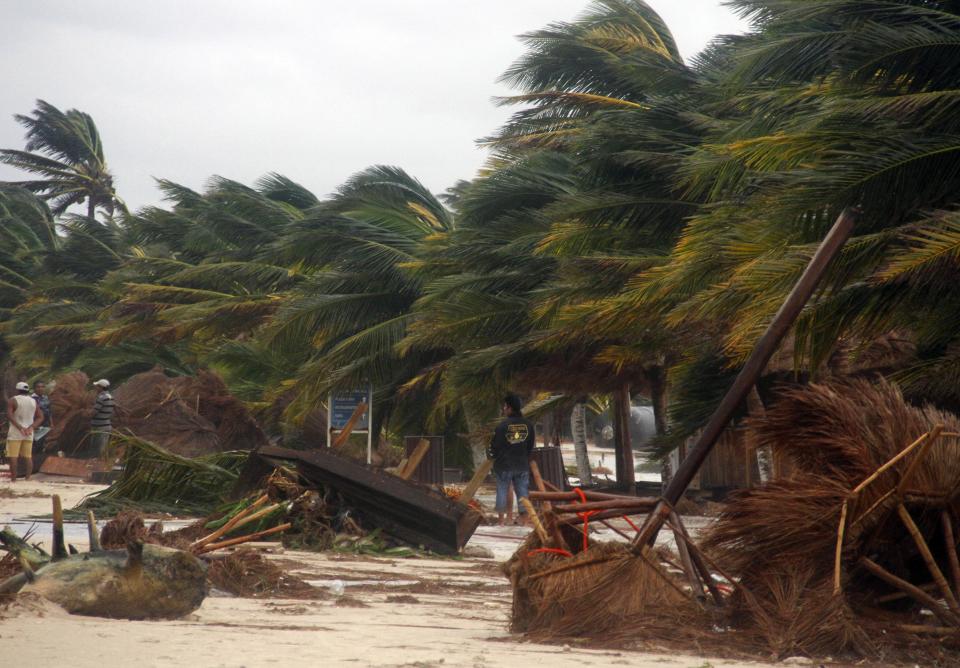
left=39, top=456, right=111, bottom=478
left=243, top=447, right=482, bottom=555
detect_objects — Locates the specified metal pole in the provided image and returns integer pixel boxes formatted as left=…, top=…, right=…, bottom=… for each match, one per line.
left=633, top=208, right=858, bottom=548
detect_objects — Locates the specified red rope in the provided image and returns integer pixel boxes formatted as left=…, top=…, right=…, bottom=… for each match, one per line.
left=573, top=487, right=599, bottom=552
left=622, top=515, right=641, bottom=533
left=527, top=547, right=573, bottom=558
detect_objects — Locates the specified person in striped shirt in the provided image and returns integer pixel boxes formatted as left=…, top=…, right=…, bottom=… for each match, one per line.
left=90, top=379, right=115, bottom=456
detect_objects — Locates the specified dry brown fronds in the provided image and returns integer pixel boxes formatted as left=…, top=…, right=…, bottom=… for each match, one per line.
left=205, top=548, right=323, bottom=598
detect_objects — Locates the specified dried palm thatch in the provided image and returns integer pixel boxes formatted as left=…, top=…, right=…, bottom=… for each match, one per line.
left=206, top=548, right=322, bottom=598
left=504, top=525, right=699, bottom=640
left=704, top=378, right=960, bottom=659
left=47, top=371, right=96, bottom=455
left=44, top=368, right=265, bottom=458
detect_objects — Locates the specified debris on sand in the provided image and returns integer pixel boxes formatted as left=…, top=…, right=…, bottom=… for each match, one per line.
left=205, top=548, right=322, bottom=599
left=0, top=497, right=207, bottom=620
left=45, top=368, right=266, bottom=459
left=508, top=379, right=960, bottom=665
left=244, top=447, right=482, bottom=554
left=704, top=379, right=960, bottom=659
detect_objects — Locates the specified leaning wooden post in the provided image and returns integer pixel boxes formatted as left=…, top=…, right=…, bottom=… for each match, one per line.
left=633, top=208, right=858, bottom=548
left=530, top=460, right=571, bottom=552
left=943, top=509, right=960, bottom=598
left=332, top=401, right=368, bottom=448
left=51, top=495, right=68, bottom=561
left=399, top=438, right=431, bottom=480
left=458, top=459, right=493, bottom=508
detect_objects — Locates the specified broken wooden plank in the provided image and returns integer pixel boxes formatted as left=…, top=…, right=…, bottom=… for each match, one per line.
left=248, top=446, right=481, bottom=555
left=459, top=459, right=493, bottom=508
left=39, top=456, right=111, bottom=478
left=399, top=439, right=431, bottom=480
left=332, top=401, right=368, bottom=448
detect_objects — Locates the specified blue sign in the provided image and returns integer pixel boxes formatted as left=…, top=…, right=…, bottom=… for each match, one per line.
left=330, top=389, right=370, bottom=431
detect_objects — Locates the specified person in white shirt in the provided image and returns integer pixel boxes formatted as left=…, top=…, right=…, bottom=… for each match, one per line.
left=5, top=382, right=43, bottom=481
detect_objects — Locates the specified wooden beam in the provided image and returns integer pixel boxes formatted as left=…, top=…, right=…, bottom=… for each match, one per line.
left=399, top=438, right=431, bottom=480
left=861, top=557, right=958, bottom=627
left=897, top=503, right=960, bottom=615
left=635, top=208, right=857, bottom=547
left=458, top=459, right=492, bottom=507
left=332, top=401, right=368, bottom=448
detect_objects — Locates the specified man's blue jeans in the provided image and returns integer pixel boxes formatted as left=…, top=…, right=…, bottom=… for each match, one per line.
left=495, top=469, right=530, bottom=514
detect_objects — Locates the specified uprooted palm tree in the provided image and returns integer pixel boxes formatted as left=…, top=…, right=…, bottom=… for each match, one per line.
left=0, top=99, right=125, bottom=219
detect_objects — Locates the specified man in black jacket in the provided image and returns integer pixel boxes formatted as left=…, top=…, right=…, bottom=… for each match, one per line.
left=488, top=394, right=535, bottom=526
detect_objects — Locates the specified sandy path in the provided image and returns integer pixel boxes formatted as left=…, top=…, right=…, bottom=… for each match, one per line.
left=1, top=477, right=778, bottom=668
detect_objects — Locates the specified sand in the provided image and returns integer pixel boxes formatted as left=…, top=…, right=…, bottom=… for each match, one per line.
left=0, top=476, right=780, bottom=668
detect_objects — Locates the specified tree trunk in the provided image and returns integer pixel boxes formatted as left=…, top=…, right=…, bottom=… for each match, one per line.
left=615, top=383, right=635, bottom=490
left=571, top=402, right=592, bottom=486
left=747, top=386, right=772, bottom=484
left=87, top=196, right=96, bottom=221
left=463, top=403, right=491, bottom=473
left=649, top=365, right=671, bottom=493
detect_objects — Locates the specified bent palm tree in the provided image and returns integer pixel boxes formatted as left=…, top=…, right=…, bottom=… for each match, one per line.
left=0, top=99, right=124, bottom=219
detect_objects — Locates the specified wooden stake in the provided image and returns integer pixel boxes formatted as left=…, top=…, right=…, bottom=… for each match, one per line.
left=861, top=557, right=958, bottom=626
left=51, top=495, right=67, bottom=561
left=668, top=512, right=723, bottom=607
left=197, top=523, right=292, bottom=554
left=897, top=503, right=960, bottom=615
left=399, top=438, right=430, bottom=480
left=520, top=498, right=549, bottom=544
left=528, top=554, right=618, bottom=580
left=529, top=490, right=642, bottom=502
left=850, top=431, right=931, bottom=496
left=459, top=459, right=492, bottom=507
left=897, top=624, right=960, bottom=636
left=559, top=508, right=652, bottom=524
left=668, top=511, right=705, bottom=601
left=191, top=494, right=269, bottom=550
left=87, top=510, right=101, bottom=552
left=332, top=401, right=368, bottom=448
left=529, top=460, right=571, bottom=552
left=634, top=208, right=857, bottom=547
left=553, top=498, right=657, bottom=513
left=897, top=425, right=944, bottom=495
left=944, top=510, right=960, bottom=598
left=833, top=500, right=849, bottom=595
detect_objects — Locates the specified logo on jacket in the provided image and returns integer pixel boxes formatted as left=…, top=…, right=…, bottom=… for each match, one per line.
left=506, top=423, right=529, bottom=444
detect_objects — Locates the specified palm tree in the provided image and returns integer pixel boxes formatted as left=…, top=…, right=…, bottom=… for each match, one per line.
left=0, top=99, right=124, bottom=219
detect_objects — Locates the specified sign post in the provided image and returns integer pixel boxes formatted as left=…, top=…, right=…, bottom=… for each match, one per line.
left=327, top=385, right=374, bottom=464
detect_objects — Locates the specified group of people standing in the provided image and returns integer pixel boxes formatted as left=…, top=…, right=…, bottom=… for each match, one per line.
left=3, top=378, right=114, bottom=482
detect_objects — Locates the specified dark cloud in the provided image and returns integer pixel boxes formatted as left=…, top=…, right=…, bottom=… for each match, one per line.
left=0, top=1, right=745, bottom=210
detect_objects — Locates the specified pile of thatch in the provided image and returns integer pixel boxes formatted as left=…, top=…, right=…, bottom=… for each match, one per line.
left=47, top=371, right=97, bottom=455
left=505, top=527, right=701, bottom=642
left=113, top=368, right=267, bottom=457
left=703, top=378, right=960, bottom=659
left=45, top=368, right=267, bottom=458
left=507, top=378, right=960, bottom=664
left=206, top=548, right=322, bottom=598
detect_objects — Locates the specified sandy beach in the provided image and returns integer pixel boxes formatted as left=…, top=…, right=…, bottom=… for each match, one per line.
left=0, top=476, right=782, bottom=668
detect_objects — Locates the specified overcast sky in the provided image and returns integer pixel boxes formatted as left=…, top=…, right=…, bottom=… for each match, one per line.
left=0, top=1, right=746, bottom=211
